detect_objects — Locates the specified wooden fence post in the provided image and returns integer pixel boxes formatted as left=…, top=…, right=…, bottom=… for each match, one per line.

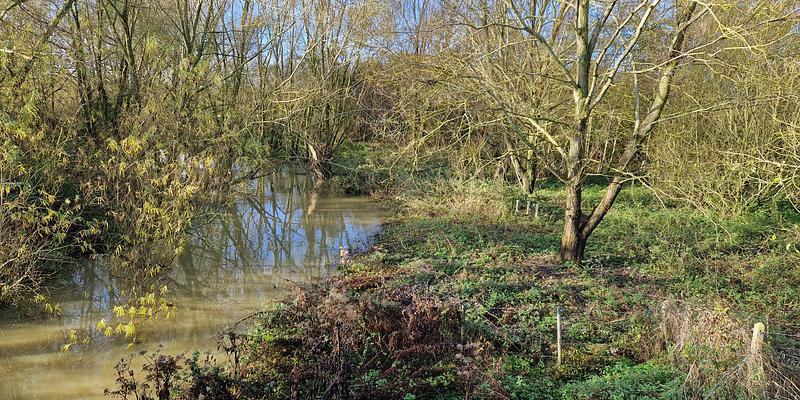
left=747, top=322, right=766, bottom=393
left=556, top=305, right=562, bottom=366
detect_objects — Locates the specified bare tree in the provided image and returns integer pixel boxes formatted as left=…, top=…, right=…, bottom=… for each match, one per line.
left=446, top=0, right=774, bottom=263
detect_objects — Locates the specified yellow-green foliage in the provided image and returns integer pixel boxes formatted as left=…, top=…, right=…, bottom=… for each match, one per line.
left=1, top=114, right=102, bottom=307
left=61, top=285, right=175, bottom=351
left=0, top=90, right=237, bottom=310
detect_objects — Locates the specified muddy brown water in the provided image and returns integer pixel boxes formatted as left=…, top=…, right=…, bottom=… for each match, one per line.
left=0, top=172, right=386, bottom=399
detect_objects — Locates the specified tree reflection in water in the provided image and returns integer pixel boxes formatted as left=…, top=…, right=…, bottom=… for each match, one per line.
left=172, top=170, right=382, bottom=300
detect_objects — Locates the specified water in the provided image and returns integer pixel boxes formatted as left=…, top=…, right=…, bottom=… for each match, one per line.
left=0, top=172, right=386, bottom=399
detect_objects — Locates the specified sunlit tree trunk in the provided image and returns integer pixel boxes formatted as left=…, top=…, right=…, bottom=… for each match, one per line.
left=556, top=0, right=698, bottom=264
left=559, top=0, right=590, bottom=263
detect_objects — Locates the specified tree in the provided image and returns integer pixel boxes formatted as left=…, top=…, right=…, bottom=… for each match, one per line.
left=446, top=0, right=792, bottom=263
left=552, top=0, right=698, bottom=263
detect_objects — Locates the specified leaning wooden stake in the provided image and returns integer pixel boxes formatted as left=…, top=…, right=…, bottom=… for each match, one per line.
left=525, top=200, right=531, bottom=215
left=747, top=322, right=766, bottom=392
left=515, top=199, right=521, bottom=214
left=556, top=305, right=562, bottom=366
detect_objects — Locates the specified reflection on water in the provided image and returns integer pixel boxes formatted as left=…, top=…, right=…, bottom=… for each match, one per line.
left=0, top=171, right=386, bottom=399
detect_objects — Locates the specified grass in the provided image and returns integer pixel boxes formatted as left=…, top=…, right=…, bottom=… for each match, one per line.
left=106, top=179, right=800, bottom=399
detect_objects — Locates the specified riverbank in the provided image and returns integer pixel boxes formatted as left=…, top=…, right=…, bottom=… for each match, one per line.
left=108, top=180, right=800, bottom=399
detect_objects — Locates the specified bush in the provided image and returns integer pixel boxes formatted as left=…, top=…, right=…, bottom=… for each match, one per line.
left=560, top=362, right=686, bottom=400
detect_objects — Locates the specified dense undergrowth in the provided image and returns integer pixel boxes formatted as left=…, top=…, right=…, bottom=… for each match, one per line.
left=107, top=178, right=800, bottom=399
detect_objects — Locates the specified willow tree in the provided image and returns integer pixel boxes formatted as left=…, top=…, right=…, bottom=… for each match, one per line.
left=451, top=0, right=789, bottom=263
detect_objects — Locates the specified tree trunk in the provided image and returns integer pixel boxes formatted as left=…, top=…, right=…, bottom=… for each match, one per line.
left=503, top=132, right=534, bottom=195
left=560, top=233, right=586, bottom=263
left=560, top=0, right=590, bottom=265
left=308, top=143, right=332, bottom=185
left=310, top=158, right=332, bottom=182
left=524, top=132, right=537, bottom=194
left=560, top=177, right=585, bottom=263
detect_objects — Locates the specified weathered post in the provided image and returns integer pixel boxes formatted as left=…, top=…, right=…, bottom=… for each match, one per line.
left=525, top=200, right=531, bottom=215
left=534, top=203, right=540, bottom=218
left=747, top=322, right=766, bottom=394
left=515, top=199, right=521, bottom=214
left=750, top=322, right=764, bottom=357
left=556, top=305, right=562, bottom=366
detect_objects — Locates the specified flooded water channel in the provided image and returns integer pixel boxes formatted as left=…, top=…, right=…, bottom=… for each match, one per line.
left=0, top=172, right=386, bottom=399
